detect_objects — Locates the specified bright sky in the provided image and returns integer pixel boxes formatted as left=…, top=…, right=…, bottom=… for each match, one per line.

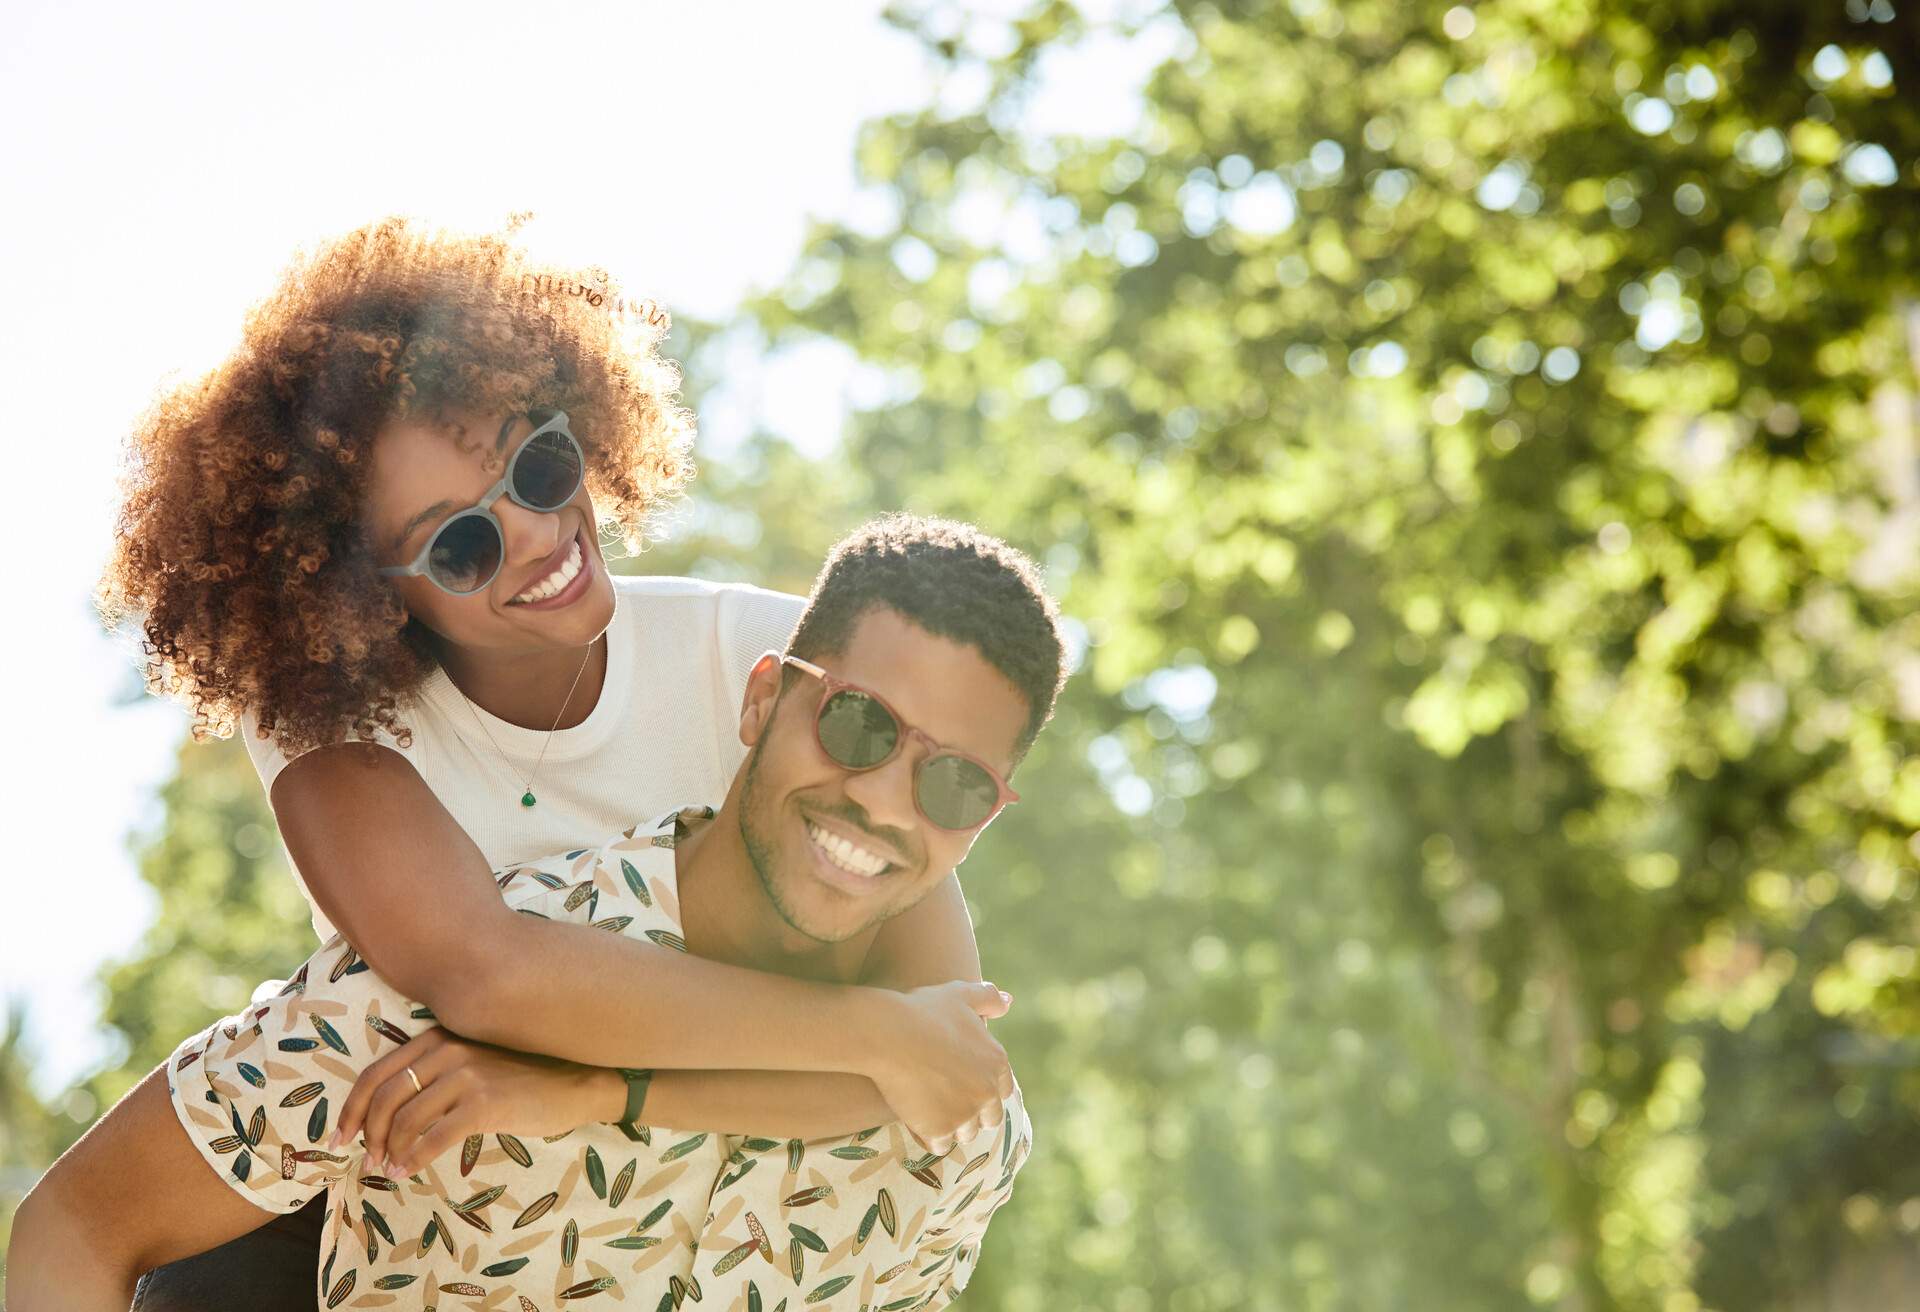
left=0, top=0, right=946, bottom=1099
left=0, top=0, right=1175, bottom=1103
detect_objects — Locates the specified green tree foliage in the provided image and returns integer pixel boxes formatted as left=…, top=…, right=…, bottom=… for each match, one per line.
left=0, top=1002, right=66, bottom=1271
left=691, top=1, right=1919, bottom=1307
left=0, top=1006, right=60, bottom=1171
left=28, top=3, right=1920, bottom=1307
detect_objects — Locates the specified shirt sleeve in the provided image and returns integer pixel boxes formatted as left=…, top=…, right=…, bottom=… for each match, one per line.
left=236, top=705, right=299, bottom=798
left=163, top=934, right=423, bottom=1214
left=882, top=1085, right=1035, bottom=1309
left=162, top=827, right=676, bottom=1217
left=236, top=705, right=410, bottom=798
left=714, top=582, right=809, bottom=711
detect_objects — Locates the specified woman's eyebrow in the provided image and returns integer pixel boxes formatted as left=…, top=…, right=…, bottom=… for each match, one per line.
left=391, top=499, right=458, bottom=556
left=387, top=415, right=523, bottom=555
left=384, top=414, right=526, bottom=553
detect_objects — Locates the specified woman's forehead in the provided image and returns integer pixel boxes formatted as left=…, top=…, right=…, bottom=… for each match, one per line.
left=367, top=410, right=520, bottom=538
left=375, top=408, right=518, bottom=462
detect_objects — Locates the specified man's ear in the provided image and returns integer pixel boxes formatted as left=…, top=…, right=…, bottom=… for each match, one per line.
left=739, top=651, right=785, bottom=747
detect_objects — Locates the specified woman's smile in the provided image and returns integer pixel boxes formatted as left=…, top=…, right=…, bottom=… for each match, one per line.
left=506, top=527, right=594, bottom=609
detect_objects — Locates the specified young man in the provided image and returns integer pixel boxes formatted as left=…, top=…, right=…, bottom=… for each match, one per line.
left=11, top=514, right=1067, bottom=1311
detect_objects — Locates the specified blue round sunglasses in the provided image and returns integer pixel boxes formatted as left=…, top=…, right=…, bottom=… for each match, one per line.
left=378, top=409, right=585, bottom=596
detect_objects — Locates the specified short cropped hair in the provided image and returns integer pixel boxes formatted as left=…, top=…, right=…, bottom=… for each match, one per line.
left=788, top=514, right=1068, bottom=762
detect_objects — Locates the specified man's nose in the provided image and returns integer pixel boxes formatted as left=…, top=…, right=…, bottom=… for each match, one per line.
left=840, top=747, right=921, bottom=836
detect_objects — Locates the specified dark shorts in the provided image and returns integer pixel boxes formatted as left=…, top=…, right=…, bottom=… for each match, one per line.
left=129, top=1193, right=325, bottom=1311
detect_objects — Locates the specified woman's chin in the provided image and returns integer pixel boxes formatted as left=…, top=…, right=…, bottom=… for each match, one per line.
left=516, top=587, right=613, bottom=646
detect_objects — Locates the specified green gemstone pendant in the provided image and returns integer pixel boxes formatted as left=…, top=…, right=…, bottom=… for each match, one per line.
left=521, top=791, right=537, bottom=808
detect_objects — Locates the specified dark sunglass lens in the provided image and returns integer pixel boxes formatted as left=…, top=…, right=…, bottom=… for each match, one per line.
left=816, top=690, right=898, bottom=769
left=513, top=428, right=583, bottom=510
left=918, top=755, right=1001, bottom=830
left=427, top=514, right=503, bottom=593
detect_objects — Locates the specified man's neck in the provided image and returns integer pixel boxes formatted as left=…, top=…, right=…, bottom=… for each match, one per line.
left=673, top=806, right=877, bottom=985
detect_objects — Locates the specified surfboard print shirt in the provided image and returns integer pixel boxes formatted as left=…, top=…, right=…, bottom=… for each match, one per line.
left=164, top=806, right=1032, bottom=1311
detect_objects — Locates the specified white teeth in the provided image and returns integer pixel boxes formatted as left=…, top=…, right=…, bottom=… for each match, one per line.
left=806, top=821, right=890, bottom=878
left=514, top=540, right=583, bottom=604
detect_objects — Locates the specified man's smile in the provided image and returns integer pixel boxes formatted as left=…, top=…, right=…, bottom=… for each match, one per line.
left=801, top=809, right=902, bottom=884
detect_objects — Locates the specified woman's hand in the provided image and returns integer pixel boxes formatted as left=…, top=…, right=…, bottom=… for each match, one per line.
left=331, top=1028, right=619, bottom=1177
left=863, top=980, right=1016, bottom=1157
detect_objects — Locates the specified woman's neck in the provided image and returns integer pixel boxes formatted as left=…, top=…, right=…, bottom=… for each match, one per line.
left=434, top=631, right=609, bottom=731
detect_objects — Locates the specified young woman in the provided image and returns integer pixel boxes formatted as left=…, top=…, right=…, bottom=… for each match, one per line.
left=88, top=216, right=1011, bottom=1307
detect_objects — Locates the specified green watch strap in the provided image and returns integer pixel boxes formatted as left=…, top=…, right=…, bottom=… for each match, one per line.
left=614, top=1066, right=653, bottom=1129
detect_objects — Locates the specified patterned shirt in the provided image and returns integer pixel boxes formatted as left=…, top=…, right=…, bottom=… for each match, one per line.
left=165, top=806, right=1032, bottom=1311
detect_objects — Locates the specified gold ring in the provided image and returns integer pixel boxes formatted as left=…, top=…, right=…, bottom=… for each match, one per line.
left=406, top=1065, right=423, bottom=1094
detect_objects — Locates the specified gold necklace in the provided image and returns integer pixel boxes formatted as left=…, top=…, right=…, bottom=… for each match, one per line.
left=451, top=639, right=596, bottom=808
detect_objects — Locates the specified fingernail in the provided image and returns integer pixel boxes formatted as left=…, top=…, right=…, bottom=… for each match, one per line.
left=999, top=991, right=1013, bottom=1005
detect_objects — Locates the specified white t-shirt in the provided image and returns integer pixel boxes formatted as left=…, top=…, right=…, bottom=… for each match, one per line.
left=239, top=574, right=807, bottom=942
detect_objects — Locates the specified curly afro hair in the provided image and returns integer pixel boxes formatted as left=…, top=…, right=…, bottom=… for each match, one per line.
left=97, top=214, right=695, bottom=758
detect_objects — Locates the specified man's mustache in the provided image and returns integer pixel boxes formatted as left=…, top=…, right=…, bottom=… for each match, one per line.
left=804, top=797, right=917, bottom=868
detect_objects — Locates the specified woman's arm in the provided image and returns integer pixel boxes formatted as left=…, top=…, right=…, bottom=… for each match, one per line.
left=350, top=983, right=1013, bottom=1172
left=344, top=1029, right=901, bottom=1171
left=6, top=1065, right=281, bottom=1312
left=616, top=1068, right=890, bottom=1139
left=634, top=872, right=994, bottom=1138
left=273, top=742, right=1012, bottom=1147
left=274, top=741, right=886, bottom=1073
left=351, top=875, right=1021, bottom=1167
